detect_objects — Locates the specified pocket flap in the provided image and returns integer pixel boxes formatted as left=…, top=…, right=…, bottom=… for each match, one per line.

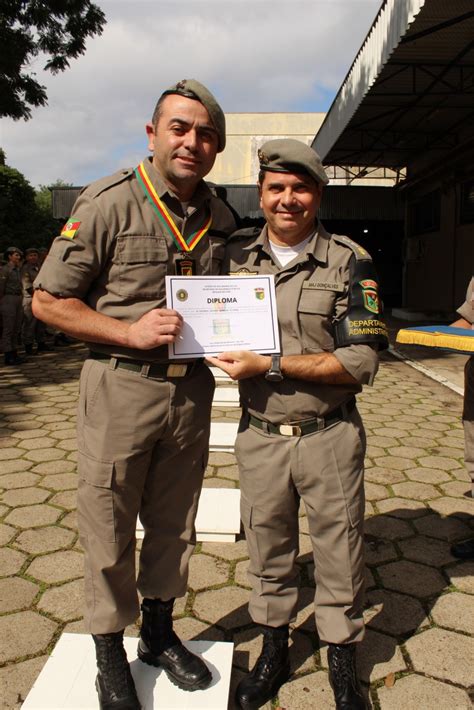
left=78, top=452, right=114, bottom=488
left=298, top=289, right=335, bottom=315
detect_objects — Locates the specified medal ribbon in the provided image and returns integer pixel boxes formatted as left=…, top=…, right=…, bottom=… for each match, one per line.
left=134, top=161, right=212, bottom=252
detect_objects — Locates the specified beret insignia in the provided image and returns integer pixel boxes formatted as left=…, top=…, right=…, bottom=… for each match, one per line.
left=258, top=149, right=269, bottom=165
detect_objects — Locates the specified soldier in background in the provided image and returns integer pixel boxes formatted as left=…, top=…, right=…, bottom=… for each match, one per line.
left=0, top=246, right=24, bottom=365
left=21, top=248, right=53, bottom=354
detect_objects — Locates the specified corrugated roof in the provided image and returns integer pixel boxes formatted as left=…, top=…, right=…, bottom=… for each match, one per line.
left=314, top=0, right=474, bottom=168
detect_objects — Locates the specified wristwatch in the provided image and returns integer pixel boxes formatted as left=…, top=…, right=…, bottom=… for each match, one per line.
left=265, top=355, right=283, bottom=382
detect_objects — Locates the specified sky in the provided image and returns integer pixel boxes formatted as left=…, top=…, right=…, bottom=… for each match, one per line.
left=1, top=0, right=382, bottom=188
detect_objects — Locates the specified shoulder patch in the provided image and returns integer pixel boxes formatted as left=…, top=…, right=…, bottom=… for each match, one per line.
left=83, top=167, right=134, bottom=199
left=332, top=233, right=371, bottom=261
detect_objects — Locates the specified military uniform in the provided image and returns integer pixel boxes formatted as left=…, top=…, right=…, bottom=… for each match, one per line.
left=0, top=260, right=23, bottom=354
left=35, top=156, right=236, bottom=633
left=225, top=222, right=380, bottom=643
left=21, top=255, right=47, bottom=351
left=457, top=277, right=474, bottom=494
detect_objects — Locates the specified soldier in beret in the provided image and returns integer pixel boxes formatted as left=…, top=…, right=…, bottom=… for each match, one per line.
left=0, top=246, right=24, bottom=365
left=33, top=79, right=237, bottom=708
left=21, top=248, right=53, bottom=355
left=209, top=139, right=388, bottom=710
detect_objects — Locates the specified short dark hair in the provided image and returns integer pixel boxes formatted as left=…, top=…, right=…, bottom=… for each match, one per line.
left=151, top=89, right=199, bottom=128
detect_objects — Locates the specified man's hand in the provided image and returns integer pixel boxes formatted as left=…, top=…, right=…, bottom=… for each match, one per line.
left=126, top=308, right=183, bottom=350
left=207, top=351, right=270, bottom=380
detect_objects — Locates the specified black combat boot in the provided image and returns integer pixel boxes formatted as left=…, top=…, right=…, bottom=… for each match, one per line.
left=327, top=643, right=367, bottom=710
left=92, top=631, right=141, bottom=710
left=138, top=597, right=212, bottom=691
left=235, top=624, right=290, bottom=710
left=24, top=344, right=36, bottom=356
left=37, top=341, right=54, bottom=352
left=4, top=351, right=24, bottom=365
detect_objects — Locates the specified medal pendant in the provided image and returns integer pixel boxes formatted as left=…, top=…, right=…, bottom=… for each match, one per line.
left=175, top=256, right=196, bottom=276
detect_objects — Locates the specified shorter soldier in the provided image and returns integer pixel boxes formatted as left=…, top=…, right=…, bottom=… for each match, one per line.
left=1, top=247, right=24, bottom=365
left=21, top=248, right=52, bottom=354
left=209, top=139, right=388, bottom=710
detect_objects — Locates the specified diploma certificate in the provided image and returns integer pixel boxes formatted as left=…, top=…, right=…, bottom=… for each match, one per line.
left=166, top=275, right=280, bottom=359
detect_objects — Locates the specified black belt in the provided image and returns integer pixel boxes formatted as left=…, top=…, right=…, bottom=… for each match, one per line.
left=248, top=398, right=356, bottom=437
left=89, top=352, right=204, bottom=379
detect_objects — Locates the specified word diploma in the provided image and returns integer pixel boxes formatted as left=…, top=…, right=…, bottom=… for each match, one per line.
left=165, top=275, right=280, bottom=359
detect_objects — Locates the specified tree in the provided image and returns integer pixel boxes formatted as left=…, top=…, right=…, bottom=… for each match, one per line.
left=0, top=0, right=106, bottom=120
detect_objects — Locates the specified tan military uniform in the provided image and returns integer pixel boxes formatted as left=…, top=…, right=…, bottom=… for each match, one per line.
left=35, top=157, right=237, bottom=633
left=457, top=277, right=474, bottom=493
left=0, top=263, right=23, bottom=352
left=226, top=223, right=379, bottom=644
left=21, top=261, right=45, bottom=346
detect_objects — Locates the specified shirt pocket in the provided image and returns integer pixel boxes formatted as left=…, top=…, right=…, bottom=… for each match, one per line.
left=202, top=233, right=226, bottom=275
left=297, top=288, right=336, bottom=352
left=115, top=235, right=168, bottom=298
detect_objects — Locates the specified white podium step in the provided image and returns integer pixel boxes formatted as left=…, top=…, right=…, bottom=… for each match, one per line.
left=209, top=422, right=238, bottom=452
left=212, top=387, right=240, bottom=408
left=23, top=634, right=234, bottom=709
left=209, top=367, right=231, bottom=383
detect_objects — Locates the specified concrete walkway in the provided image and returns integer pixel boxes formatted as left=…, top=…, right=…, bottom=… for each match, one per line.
left=0, top=338, right=473, bottom=709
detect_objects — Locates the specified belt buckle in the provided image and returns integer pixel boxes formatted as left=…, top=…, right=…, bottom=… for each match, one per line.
left=279, top=424, right=302, bottom=437
left=166, top=363, right=188, bottom=377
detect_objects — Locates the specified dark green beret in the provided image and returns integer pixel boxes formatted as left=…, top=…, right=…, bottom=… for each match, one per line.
left=161, top=79, right=226, bottom=152
left=258, top=138, right=329, bottom=186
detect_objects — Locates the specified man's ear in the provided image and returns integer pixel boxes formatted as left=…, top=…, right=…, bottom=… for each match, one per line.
left=145, top=122, right=155, bottom=152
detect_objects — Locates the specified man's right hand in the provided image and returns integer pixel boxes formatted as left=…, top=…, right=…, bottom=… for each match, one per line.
left=126, top=308, right=183, bottom=350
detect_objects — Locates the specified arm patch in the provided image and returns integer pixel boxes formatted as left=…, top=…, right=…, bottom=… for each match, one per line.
left=334, top=257, right=389, bottom=350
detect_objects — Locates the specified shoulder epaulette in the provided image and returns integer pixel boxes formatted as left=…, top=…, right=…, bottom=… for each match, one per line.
left=332, top=233, right=371, bottom=261
left=82, top=168, right=134, bottom=199
left=228, top=227, right=261, bottom=243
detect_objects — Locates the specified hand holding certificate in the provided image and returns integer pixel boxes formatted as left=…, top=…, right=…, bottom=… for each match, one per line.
left=165, top=275, right=280, bottom=359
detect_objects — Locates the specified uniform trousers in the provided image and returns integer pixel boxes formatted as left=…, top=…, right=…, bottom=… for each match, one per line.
left=22, top=296, right=46, bottom=346
left=236, top=407, right=366, bottom=645
left=1, top=294, right=23, bottom=352
left=463, top=357, right=474, bottom=495
left=77, top=357, right=215, bottom=634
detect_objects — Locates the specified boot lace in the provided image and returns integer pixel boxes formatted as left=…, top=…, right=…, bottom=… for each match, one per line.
left=95, top=635, right=135, bottom=696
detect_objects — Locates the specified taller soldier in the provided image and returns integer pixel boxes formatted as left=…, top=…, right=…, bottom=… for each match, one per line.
left=33, top=80, right=237, bottom=709
left=209, top=139, right=388, bottom=710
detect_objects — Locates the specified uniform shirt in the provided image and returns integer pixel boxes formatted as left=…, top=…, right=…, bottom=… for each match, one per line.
left=35, top=157, right=237, bottom=361
left=457, top=277, right=474, bottom=328
left=457, top=276, right=474, bottom=419
left=225, top=223, right=379, bottom=422
left=21, top=262, right=39, bottom=297
left=0, top=264, right=22, bottom=297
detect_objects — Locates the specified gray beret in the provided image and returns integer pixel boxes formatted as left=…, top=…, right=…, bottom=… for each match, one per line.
left=161, top=79, right=226, bottom=152
left=258, top=138, right=329, bottom=186
left=5, top=246, right=23, bottom=258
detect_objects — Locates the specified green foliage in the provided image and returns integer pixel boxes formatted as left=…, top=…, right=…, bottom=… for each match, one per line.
left=0, top=0, right=106, bottom=120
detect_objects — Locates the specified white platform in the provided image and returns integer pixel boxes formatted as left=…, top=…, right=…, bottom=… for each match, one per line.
left=209, top=422, right=238, bottom=452
left=212, top=387, right=240, bottom=408
left=23, top=634, right=234, bottom=710
left=137, top=488, right=241, bottom=543
left=209, top=367, right=231, bottom=383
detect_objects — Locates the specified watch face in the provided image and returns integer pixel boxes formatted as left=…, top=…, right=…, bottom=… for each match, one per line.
left=265, top=369, right=283, bottom=382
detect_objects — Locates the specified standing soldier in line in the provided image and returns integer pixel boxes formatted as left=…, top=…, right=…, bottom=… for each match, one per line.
left=33, top=79, right=237, bottom=709
left=21, top=247, right=53, bottom=355
left=209, top=139, right=388, bottom=710
left=0, top=246, right=25, bottom=365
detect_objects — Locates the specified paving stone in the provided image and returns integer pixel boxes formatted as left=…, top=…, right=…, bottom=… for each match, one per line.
left=375, top=497, right=428, bottom=518
left=202, top=476, right=236, bottom=488
left=39, top=472, right=78, bottom=491
left=0, top=459, right=33, bottom=475
left=200, top=538, right=249, bottom=561
left=217, top=464, right=239, bottom=480
left=365, top=566, right=376, bottom=589
left=5, top=503, right=62, bottom=528
left=5, top=413, right=37, bottom=422
left=428, top=496, right=474, bottom=518
left=377, top=674, right=471, bottom=710
left=172, top=593, right=188, bottom=617
left=50, top=489, right=77, bottom=509
left=60, top=510, right=78, bottom=529
left=418, top=455, right=462, bottom=471
left=0, top=436, right=17, bottom=448
left=207, top=452, right=237, bottom=466
left=405, top=627, right=474, bottom=687
left=0, top=503, right=8, bottom=516
left=0, top=547, right=27, bottom=576
left=364, top=538, right=399, bottom=566
left=365, top=589, right=428, bottom=635
left=368, top=436, right=399, bottom=448
left=364, top=515, right=413, bottom=541
left=0, top=522, right=16, bottom=545
left=15, top=526, right=76, bottom=554
left=373, top=456, right=415, bottom=471
left=292, top=587, right=316, bottom=633
left=1, top=486, right=50, bottom=506
left=23, top=448, right=65, bottom=462
left=0, top=656, right=48, bottom=710
left=405, top=466, right=452, bottom=484
left=399, top=435, right=444, bottom=448
left=277, top=671, right=336, bottom=710
left=377, top=560, right=446, bottom=598
left=17, top=436, right=58, bottom=451
left=55, top=438, right=78, bottom=452
left=31, top=460, right=76, bottom=475
left=447, top=561, right=474, bottom=593
left=48, top=428, right=77, bottom=440
left=37, top=578, right=84, bottom=621
left=8, top=420, right=45, bottom=431
left=187, top=553, right=229, bottom=590
left=364, top=482, right=388, bottom=501
left=365, top=445, right=385, bottom=458
left=173, top=616, right=224, bottom=642
left=193, top=587, right=251, bottom=628
left=431, top=591, right=474, bottom=634
left=36, top=416, right=71, bottom=425
left=440, top=480, right=473, bottom=497
left=364, top=467, right=406, bottom=485
left=67, top=451, right=78, bottom=462
left=414, top=513, right=472, bottom=541
left=372, top=427, right=409, bottom=439
left=234, top=559, right=251, bottom=588
left=398, top=535, right=455, bottom=567
left=26, top=549, right=83, bottom=583
left=0, top=472, right=41, bottom=491
left=391, top=481, right=440, bottom=501
left=0, top=448, right=24, bottom=461
left=0, top=576, right=39, bottom=613
left=0, top=611, right=57, bottom=663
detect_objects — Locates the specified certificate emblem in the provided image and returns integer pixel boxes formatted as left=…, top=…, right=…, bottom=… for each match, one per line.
left=255, top=288, right=265, bottom=300
left=176, top=289, right=188, bottom=302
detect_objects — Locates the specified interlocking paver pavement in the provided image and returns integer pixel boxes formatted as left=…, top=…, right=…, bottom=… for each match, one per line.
left=0, top=343, right=473, bottom=709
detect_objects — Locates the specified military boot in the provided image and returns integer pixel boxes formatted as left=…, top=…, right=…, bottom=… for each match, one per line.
left=4, top=351, right=24, bottom=365
left=235, top=624, right=290, bottom=709
left=328, top=643, right=367, bottom=710
left=24, top=344, right=36, bottom=356
left=93, top=631, right=141, bottom=710
left=138, top=597, right=212, bottom=691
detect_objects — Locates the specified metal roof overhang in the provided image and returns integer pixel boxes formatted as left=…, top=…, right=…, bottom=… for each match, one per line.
left=313, top=0, right=474, bottom=173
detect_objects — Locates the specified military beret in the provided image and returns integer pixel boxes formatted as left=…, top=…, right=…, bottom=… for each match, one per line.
left=25, top=247, right=39, bottom=256
left=161, top=79, right=226, bottom=152
left=258, top=138, right=329, bottom=186
left=4, top=246, right=23, bottom=258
